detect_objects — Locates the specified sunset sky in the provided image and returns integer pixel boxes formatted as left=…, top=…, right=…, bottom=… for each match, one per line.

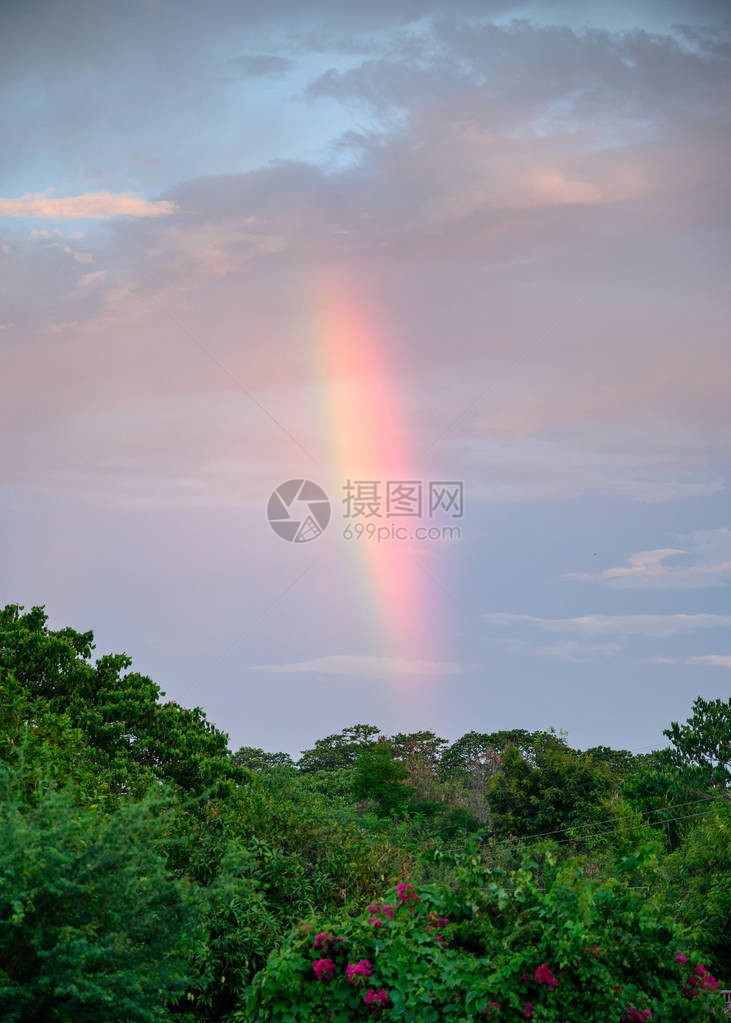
left=1, top=0, right=730, bottom=756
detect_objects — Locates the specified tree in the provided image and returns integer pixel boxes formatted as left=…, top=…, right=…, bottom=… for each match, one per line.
left=664, top=696, right=731, bottom=796
left=620, top=756, right=697, bottom=851
left=351, top=742, right=411, bottom=816
left=486, top=735, right=614, bottom=839
left=298, top=725, right=381, bottom=772
left=0, top=771, right=198, bottom=1023
left=389, top=731, right=448, bottom=767
left=233, top=747, right=294, bottom=771
left=440, top=729, right=539, bottom=778
left=0, top=604, right=245, bottom=794
left=660, top=796, right=731, bottom=979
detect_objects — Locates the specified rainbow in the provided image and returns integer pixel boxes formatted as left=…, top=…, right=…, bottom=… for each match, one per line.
left=309, top=271, right=441, bottom=698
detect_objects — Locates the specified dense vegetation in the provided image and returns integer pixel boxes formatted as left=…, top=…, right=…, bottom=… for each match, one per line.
left=0, top=604, right=728, bottom=1021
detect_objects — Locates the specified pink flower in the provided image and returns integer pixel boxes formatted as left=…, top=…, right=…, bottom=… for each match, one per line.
left=367, top=902, right=394, bottom=921
left=364, top=988, right=389, bottom=1007
left=426, top=919, right=449, bottom=933
left=314, top=931, right=341, bottom=950
left=535, top=963, right=558, bottom=987
left=395, top=882, right=420, bottom=903
left=347, top=960, right=373, bottom=984
left=674, top=954, right=688, bottom=964
left=621, top=1008, right=652, bottom=1021
left=522, top=1003, right=534, bottom=1020
left=312, top=958, right=336, bottom=981
left=683, top=963, right=719, bottom=998
left=426, top=912, right=449, bottom=930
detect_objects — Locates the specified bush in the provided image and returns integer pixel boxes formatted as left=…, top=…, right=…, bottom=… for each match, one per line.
left=244, top=854, right=724, bottom=1022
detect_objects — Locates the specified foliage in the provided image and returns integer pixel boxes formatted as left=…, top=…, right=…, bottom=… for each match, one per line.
left=298, top=725, right=381, bottom=772
left=659, top=798, right=731, bottom=978
left=0, top=771, right=198, bottom=1023
left=0, top=604, right=246, bottom=795
left=0, top=603, right=729, bottom=1021
left=351, top=743, right=412, bottom=816
left=664, top=697, right=731, bottom=796
left=485, top=734, right=615, bottom=840
left=234, top=747, right=294, bottom=771
left=245, top=853, right=725, bottom=1022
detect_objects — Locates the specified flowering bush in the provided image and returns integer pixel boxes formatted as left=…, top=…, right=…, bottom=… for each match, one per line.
left=244, top=855, right=725, bottom=1022
left=347, top=960, right=374, bottom=984
left=313, top=958, right=337, bottom=981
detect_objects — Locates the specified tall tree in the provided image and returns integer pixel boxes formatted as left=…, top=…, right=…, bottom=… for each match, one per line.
left=664, top=696, right=731, bottom=797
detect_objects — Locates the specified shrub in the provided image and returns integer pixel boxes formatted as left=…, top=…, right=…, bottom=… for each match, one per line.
left=244, top=854, right=724, bottom=1022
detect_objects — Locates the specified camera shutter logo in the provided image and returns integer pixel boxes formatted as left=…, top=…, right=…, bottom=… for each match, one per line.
left=267, top=479, right=331, bottom=543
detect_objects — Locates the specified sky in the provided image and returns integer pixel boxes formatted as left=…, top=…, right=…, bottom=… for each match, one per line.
left=1, top=0, right=730, bottom=757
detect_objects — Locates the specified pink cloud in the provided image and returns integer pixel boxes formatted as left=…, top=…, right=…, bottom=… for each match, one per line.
left=0, top=190, right=176, bottom=219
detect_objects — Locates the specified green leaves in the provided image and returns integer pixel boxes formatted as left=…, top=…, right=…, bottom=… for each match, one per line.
left=351, top=743, right=411, bottom=816
left=664, top=696, right=731, bottom=795
left=0, top=777, right=199, bottom=1023
left=2, top=603, right=729, bottom=1021
left=0, top=603, right=246, bottom=796
left=247, top=861, right=725, bottom=1022
left=298, top=724, right=382, bottom=772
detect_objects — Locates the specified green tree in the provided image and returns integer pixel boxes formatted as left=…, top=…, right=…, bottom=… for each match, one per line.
left=0, top=770, right=198, bottom=1023
left=351, top=742, right=411, bottom=817
left=233, top=747, right=294, bottom=771
left=440, top=729, right=539, bottom=778
left=486, top=735, right=614, bottom=839
left=298, top=724, right=381, bottom=772
left=660, top=797, right=731, bottom=979
left=389, top=731, right=448, bottom=766
left=0, top=603, right=245, bottom=794
left=664, top=696, right=731, bottom=796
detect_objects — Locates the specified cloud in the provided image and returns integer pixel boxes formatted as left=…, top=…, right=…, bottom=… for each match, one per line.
left=76, top=270, right=107, bottom=288
left=460, top=421, right=730, bottom=504
left=646, top=654, right=731, bottom=667
left=251, top=655, right=463, bottom=678
left=227, top=54, right=294, bottom=77
left=0, top=10, right=730, bottom=511
left=686, top=654, right=731, bottom=668
left=486, top=612, right=731, bottom=638
left=503, top=638, right=623, bottom=661
left=566, top=528, right=731, bottom=588
left=0, top=191, right=177, bottom=219
left=42, top=320, right=81, bottom=334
